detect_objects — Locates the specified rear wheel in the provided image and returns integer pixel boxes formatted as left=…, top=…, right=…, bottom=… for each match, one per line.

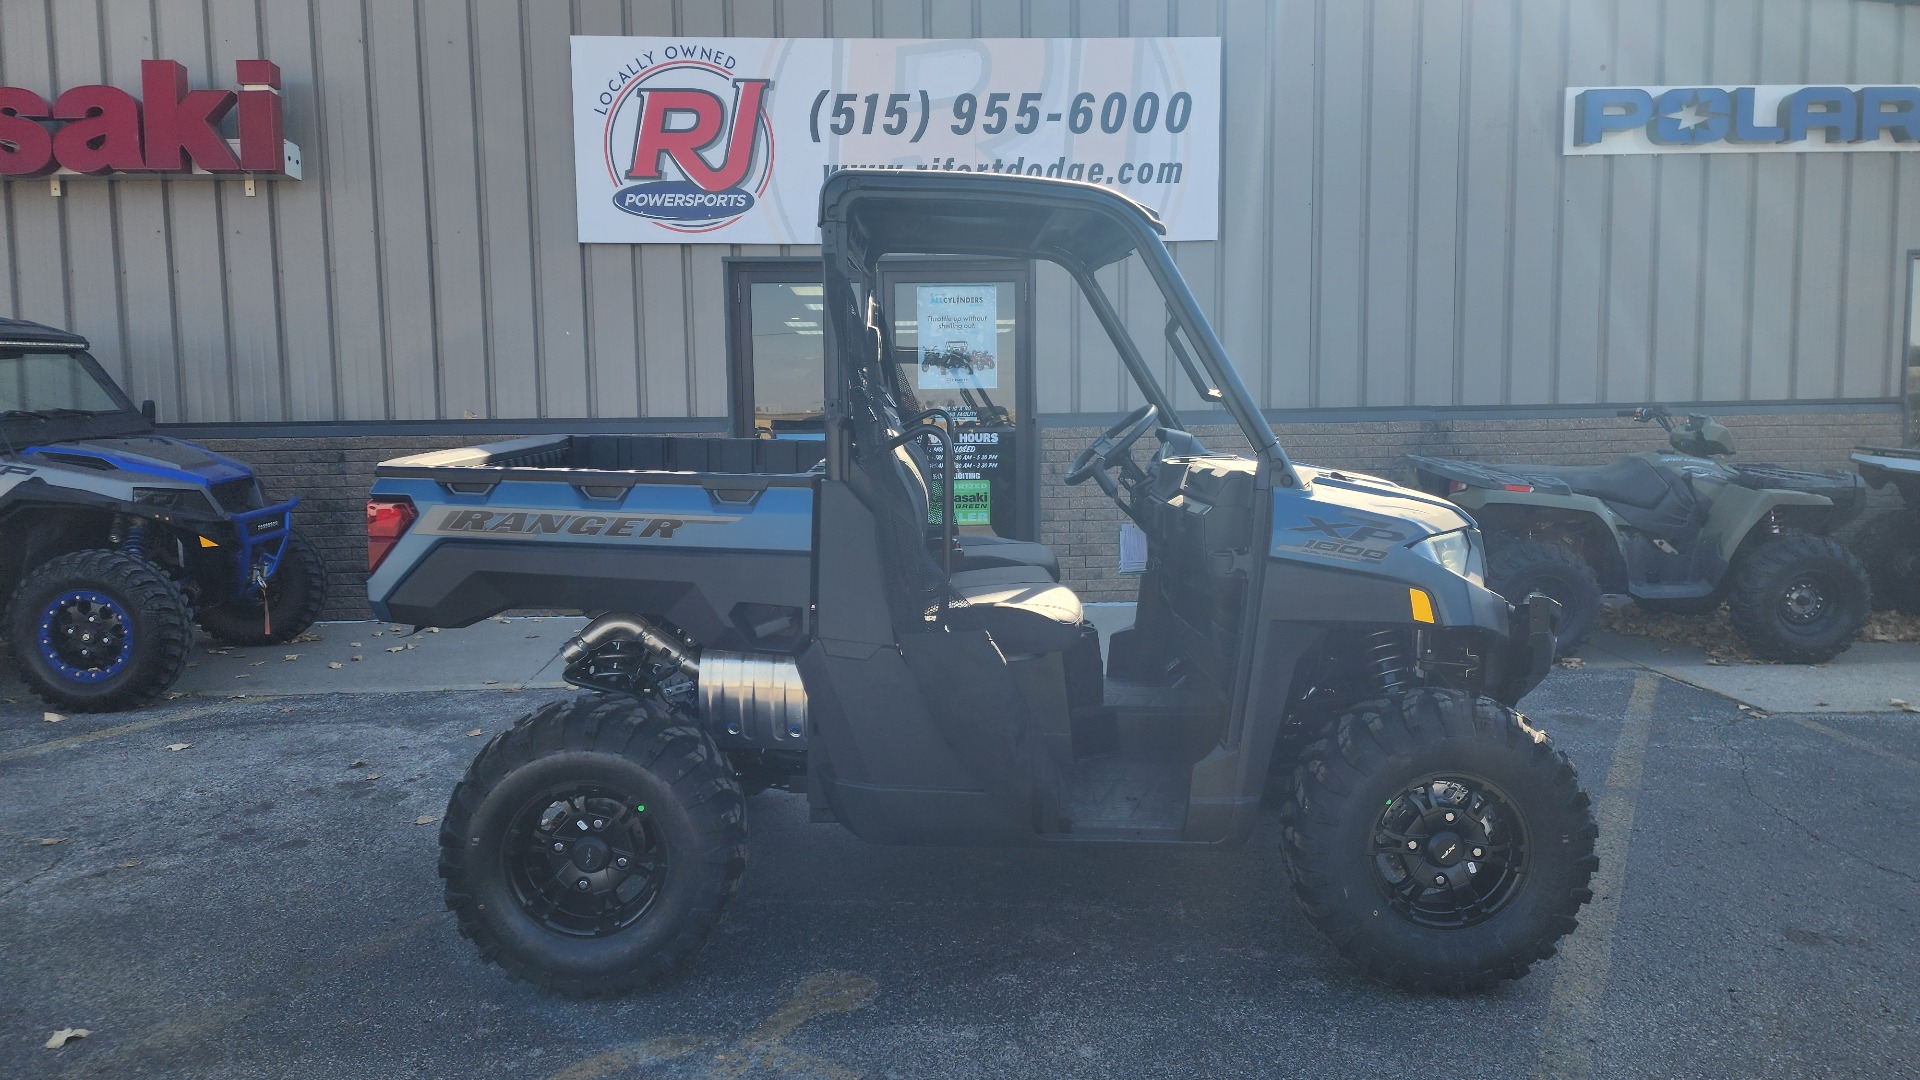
left=1487, top=539, right=1602, bottom=652
left=1727, top=533, right=1871, bottom=664
left=1283, top=689, right=1597, bottom=992
left=1853, top=509, right=1919, bottom=614
left=439, top=695, right=746, bottom=998
left=197, top=527, right=329, bottom=646
left=6, top=550, right=193, bottom=712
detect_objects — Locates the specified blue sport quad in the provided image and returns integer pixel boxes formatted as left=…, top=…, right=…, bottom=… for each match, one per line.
left=370, top=172, right=1595, bottom=997
left=1, top=319, right=326, bottom=711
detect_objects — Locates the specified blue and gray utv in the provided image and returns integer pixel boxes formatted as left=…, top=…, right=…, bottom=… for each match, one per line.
left=369, top=172, right=1596, bottom=997
left=1, top=318, right=326, bottom=711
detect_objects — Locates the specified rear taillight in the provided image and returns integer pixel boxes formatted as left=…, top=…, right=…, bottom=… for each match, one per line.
left=367, top=498, right=417, bottom=572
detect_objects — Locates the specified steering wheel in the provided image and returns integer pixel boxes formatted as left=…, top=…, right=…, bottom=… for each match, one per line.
left=1065, top=404, right=1159, bottom=495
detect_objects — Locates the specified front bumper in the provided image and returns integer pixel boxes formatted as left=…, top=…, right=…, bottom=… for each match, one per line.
left=1492, top=594, right=1560, bottom=706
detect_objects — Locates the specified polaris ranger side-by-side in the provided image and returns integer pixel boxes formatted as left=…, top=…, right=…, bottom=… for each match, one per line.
left=1, top=319, right=327, bottom=710
left=368, top=172, right=1596, bottom=997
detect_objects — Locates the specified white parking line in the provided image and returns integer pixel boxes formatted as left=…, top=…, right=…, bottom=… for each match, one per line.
left=1534, top=671, right=1659, bottom=1079
left=0, top=704, right=229, bottom=764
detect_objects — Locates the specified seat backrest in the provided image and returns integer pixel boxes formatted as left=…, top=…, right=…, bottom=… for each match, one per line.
left=848, top=303, right=964, bottom=632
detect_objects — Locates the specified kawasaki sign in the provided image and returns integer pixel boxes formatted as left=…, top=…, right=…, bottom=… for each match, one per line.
left=0, top=60, right=300, bottom=179
left=1565, top=84, right=1920, bottom=155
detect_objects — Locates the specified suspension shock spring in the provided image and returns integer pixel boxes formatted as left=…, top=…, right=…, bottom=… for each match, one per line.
left=1368, top=629, right=1408, bottom=695
left=122, top=521, right=150, bottom=563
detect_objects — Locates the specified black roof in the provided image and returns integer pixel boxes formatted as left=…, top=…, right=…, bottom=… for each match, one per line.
left=818, top=169, right=1165, bottom=272
left=0, top=317, right=88, bottom=350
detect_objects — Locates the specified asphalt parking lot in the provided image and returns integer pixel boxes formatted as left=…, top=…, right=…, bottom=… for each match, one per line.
left=2, top=666, right=1917, bottom=1078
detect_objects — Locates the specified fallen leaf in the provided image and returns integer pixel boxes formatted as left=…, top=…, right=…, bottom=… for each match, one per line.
left=37, top=837, right=66, bottom=846
left=279, top=706, right=295, bottom=714
left=235, top=674, right=250, bottom=679
left=349, top=642, right=363, bottom=648
left=293, top=632, right=323, bottom=643
left=44, top=1028, right=89, bottom=1049
left=482, top=679, right=499, bottom=685
left=165, top=743, right=191, bottom=752
left=42, top=711, right=64, bottom=724
left=283, top=654, right=299, bottom=662
left=328, top=661, right=343, bottom=670
left=404, top=642, right=418, bottom=651
left=251, top=661, right=266, bottom=667
left=495, top=617, right=511, bottom=625
left=1556, top=656, right=1585, bottom=670
left=351, top=655, right=363, bottom=662
left=386, top=646, right=405, bottom=654
left=525, top=634, right=540, bottom=639
left=389, top=625, right=404, bottom=633
left=349, top=760, right=369, bottom=768
left=186, top=661, right=200, bottom=668
left=414, top=815, right=438, bottom=825
left=425, top=627, right=441, bottom=633
left=1893, top=699, right=1910, bottom=708
left=373, top=631, right=385, bottom=637
left=465, top=728, right=484, bottom=737
left=229, top=693, right=249, bottom=700
left=116, top=860, right=140, bottom=869
left=364, top=773, right=380, bottom=781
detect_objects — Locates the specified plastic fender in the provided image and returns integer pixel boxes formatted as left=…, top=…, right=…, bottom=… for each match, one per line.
left=1702, top=485, right=1832, bottom=562
left=1455, top=489, right=1629, bottom=549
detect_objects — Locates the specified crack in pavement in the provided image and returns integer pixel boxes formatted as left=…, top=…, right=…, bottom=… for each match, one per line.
left=1720, top=728, right=1920, bottom=886
left=0, top=848, right=69, bottom=902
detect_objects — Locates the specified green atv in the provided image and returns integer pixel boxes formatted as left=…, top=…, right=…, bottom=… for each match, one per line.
left=1409, top=407, right=1870, bottom=663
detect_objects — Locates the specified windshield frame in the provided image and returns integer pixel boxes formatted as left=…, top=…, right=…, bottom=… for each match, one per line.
left=0, top=347, right=149, bottom=446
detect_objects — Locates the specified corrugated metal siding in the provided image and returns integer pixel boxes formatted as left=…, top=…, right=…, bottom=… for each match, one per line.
left=0, top=0, right=1913, bottom=422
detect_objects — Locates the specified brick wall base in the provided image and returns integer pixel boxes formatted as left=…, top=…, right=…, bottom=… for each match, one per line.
left=194, top=410, right=1904, bottom=619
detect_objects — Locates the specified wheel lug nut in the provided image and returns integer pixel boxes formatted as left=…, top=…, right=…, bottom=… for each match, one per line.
left=1407, top=840, right=1419, bottom=850
left=552, top=842, right=565, bottom=852
left=574, top=879, right=591, bottom=891
left=1472, top=847, right=1483, bottom=858
left=592, top=819, right=605, bottom=830
left=616, top=857, right=629, bottom=868
left=1434, top=874, right=1447, bottom=886
left=1444, top=812, right=1455, bottom=822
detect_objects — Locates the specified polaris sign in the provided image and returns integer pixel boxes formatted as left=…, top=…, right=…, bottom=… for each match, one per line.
left=1564, top=84, right=1920, bottom=155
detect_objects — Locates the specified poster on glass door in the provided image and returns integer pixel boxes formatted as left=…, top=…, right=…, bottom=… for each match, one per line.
left=915, top=285, right=998, bottom=390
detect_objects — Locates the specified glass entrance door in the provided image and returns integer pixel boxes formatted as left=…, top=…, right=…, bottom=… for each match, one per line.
left=880, top=260, right=1036, bottom=542
left=726, top=257, right=1037, bottom=540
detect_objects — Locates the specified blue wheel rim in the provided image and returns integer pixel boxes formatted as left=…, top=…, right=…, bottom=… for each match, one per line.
left=38, top=590, right=135, bottom=683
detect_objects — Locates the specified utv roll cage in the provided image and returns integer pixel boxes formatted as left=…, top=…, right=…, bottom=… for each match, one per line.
left=815, top=170, right=1300, bottom=490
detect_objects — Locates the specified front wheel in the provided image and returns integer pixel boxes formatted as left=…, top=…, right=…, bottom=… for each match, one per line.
left=1283, top=689, right=1598, bottom=992
left=438, top=695, right=747, bottom=998
left=6, top=550, right=194, bottom=712
left=197, top=527, right=329, bottom=646
left=1487, top=539, right=1602, bottom=652
left=1726, top=533, right=1871, bottom=664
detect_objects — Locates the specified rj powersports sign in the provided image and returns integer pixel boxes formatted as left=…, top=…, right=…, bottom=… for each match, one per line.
left=1566, top=84, right=1920, bottom=155
left=571, top=36, right=1221, bottom=243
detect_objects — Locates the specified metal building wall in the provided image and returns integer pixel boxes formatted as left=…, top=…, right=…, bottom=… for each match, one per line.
left=0, top=0, right=1914, bottom=425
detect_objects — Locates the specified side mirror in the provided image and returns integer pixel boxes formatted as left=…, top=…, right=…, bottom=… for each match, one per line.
left=140, top=399, right=156, bottom=422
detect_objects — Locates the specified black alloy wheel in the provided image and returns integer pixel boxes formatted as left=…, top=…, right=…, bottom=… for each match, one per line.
left=439, top=694, right=746, bottom=998
left=1369, top=774, right=1528, bottom=931
left=1283, top=689, right=1597, bottom=992
left=505, top=785, right=668, bottom=938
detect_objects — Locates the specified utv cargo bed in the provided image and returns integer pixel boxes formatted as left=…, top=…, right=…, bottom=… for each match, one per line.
left=367, top=436, right=823, bottom=648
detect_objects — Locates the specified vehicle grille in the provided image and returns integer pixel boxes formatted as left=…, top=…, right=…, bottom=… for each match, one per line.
left=210, top=477, right=263, bottom=512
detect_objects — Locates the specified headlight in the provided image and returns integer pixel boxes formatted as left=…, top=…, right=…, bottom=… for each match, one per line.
left=132, top=486, right=215, bottom=514
left=1412, top=529, right=1484, bottom=584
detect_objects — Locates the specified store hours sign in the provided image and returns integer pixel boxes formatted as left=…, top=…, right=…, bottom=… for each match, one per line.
left=571, top=36, right=1221, bottom=243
